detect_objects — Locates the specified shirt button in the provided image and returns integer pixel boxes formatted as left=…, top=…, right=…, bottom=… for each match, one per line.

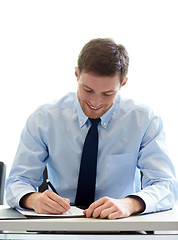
left=80, top=121, right=83, bottom=125
left=104, top=122, right=107, bottom=126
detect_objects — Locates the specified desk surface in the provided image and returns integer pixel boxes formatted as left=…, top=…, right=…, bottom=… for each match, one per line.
left=1, top=233, right=178, bottom=240
left=0, top=205, right=178, bottom=233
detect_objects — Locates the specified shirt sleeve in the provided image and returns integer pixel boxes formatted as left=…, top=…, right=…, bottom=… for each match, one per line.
left=5, top=109, right=48, bottom=209
left=133, top=113, right=178, bottom=214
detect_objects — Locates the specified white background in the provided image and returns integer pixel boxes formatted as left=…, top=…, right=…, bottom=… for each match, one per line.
left=0, top=0, right=178, bottom=176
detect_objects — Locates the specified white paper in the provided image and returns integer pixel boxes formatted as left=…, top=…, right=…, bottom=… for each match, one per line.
left=17, top=206, right=85, bottom=217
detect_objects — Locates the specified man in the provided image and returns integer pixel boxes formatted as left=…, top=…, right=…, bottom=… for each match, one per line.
left=6, top=38, right=178, bottom=219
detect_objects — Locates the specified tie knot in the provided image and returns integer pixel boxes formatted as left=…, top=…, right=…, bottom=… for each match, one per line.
left=89, top=118, right=101, bottom=127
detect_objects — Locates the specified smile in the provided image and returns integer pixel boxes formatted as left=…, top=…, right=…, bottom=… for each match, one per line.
left=87, top=103, right=102, bottom=110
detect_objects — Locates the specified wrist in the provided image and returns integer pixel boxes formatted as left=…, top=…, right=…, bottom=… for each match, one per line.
left=20, top=192, right=39, bottom=209
left=125, top=196, right=146, bottom=215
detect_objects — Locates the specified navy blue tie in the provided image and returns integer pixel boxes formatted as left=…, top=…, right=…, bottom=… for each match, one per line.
left=75, top=118, right=101, bottom=208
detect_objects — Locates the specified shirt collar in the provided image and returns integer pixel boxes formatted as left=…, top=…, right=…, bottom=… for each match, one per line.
left=100, top=95, right=120, bottom=129
left=76, top=95, right=120, bottom=129
left=76, top=100, right=88, bottom=128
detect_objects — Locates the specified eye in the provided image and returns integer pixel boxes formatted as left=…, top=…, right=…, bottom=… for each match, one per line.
left=84, top=87, right=93, bottom=93
left=103, top=92, right=114, bottom=96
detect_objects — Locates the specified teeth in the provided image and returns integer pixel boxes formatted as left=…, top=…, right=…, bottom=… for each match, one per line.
left=90, top=106, right=98, bottom=109
left=88, top=104, right=101, bottom=110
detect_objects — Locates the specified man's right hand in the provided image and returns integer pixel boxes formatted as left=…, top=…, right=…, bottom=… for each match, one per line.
left=20, top=190, right=71, bottom=214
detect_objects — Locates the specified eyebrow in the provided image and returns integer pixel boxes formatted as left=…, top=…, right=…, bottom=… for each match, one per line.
left=82, top=83, right=116, bottom=94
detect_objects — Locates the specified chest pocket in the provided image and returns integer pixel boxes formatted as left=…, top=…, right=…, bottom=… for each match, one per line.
left=104, top=153, right=137, bottom=194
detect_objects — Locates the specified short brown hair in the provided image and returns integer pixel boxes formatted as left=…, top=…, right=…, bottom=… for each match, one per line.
left=77, top=38, right=129, bottom=83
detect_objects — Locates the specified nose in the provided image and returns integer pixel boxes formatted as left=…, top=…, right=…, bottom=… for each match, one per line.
left=89, top=94, right=102, bottom=107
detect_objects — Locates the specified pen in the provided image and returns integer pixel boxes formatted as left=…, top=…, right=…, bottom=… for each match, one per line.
left=46, top=179, right=72, bottom=214
left=46, top=179, right=58, bottom=194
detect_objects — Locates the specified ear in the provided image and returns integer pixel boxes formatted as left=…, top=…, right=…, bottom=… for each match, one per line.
left=121, top=77, right=128, bottom=87
left=75, top=67, right=79, bottom=80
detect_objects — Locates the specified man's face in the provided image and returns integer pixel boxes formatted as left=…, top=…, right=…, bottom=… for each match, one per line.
left=76, top=70, right=127, bottom=119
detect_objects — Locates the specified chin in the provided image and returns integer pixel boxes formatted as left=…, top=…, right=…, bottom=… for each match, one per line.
left=85, top=109, right=105, bottom=119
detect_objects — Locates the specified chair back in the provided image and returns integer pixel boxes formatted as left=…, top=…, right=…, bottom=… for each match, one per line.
left=38, top=167, right=48, bottom=192
left=0, top=162, right=6, bottom=204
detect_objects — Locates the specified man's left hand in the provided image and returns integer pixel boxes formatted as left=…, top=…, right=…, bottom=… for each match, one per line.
left=83, top=196, right=145, bottom=219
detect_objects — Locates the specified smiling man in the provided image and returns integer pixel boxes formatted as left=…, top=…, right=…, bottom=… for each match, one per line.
left=76, top=71, right=125, bottom=119
left=6, top=38, right=178, bottom=220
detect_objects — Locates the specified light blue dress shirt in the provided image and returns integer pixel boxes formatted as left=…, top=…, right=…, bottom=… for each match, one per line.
left=6, top=92, right=178, bottom=214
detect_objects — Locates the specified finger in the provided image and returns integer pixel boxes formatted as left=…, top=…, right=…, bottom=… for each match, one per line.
left=85, top=197, right=109, bottom=218
left=99, top=205, right=118, bottom=219
left=63, top=198, right=70, bottom=204
left=107, top=210, right=124, bottom=220
left=46, top=190, right=70, bottom=210
left=107, top=205, right=132, bottom=220
left=83, top=209, right=87, bottom=215
left=39, top=201, right=65, bottom=214
left=44, top=199, right=68, bottom=214
left=92, top=200, right=114, bottom=218
left=43, top=190, right=70, bottom=213
left=84, top=203, right=101, bottom=218
left=38, top=195, right=65, bottom=214
left=34, top=194, right=65, bottom=214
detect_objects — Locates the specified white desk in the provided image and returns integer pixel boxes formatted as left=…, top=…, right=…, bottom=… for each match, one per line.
left=0, top=233, right=178, bottom=240
left=0, top=206, right=178, bottom=233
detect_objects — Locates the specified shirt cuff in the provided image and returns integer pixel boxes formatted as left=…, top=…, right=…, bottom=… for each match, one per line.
left=127, top=192, right=157, bottom=214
